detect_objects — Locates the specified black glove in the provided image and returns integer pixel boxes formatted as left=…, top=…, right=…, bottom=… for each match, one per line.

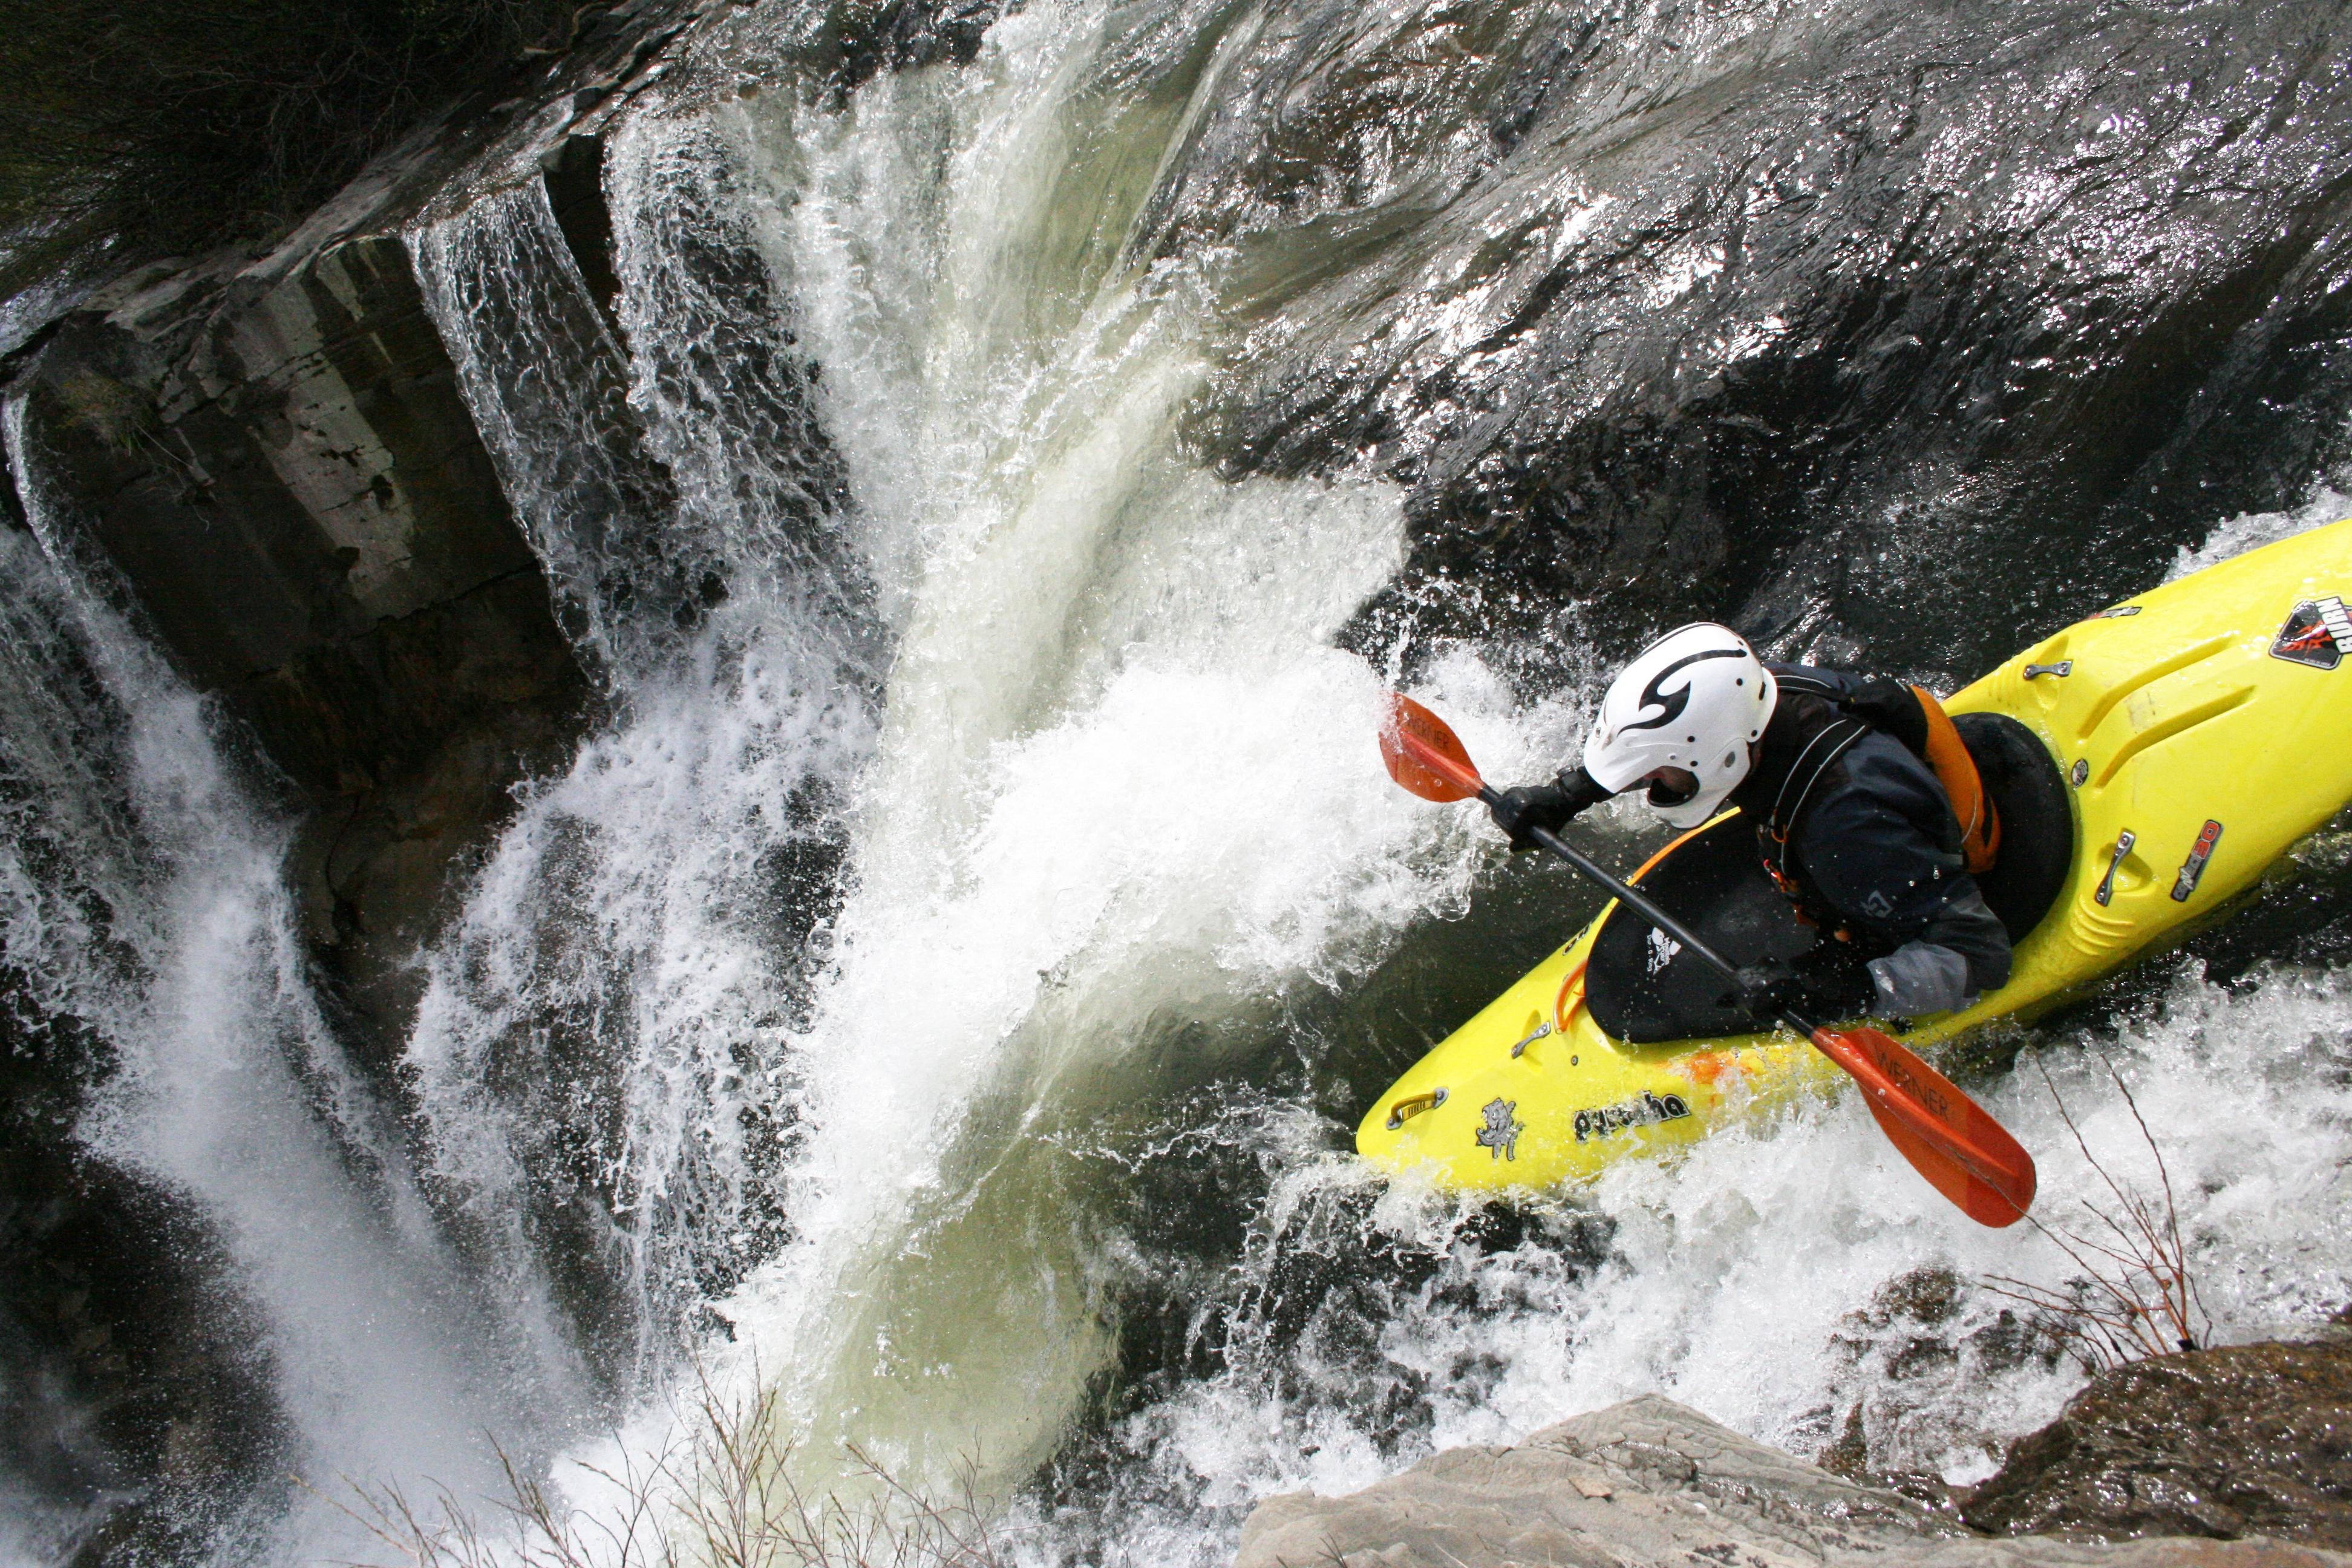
left=1733, top=962, right=1804, bottom=1021
left=1488, top=766, right=1612, bottom=852
left=1789, top=940, right=1877, bottom=1016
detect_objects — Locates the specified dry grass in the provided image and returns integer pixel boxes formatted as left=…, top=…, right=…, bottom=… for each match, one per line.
left=324, top=1370, right=1009, bottom=1568
left=1981, top=1055, right=2209, bottom=1374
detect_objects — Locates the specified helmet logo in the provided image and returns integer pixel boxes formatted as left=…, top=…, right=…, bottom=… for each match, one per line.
left=1621, top=648, right=1745, bottom=733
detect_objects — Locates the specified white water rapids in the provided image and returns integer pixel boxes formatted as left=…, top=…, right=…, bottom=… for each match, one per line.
left=4, top=3, right=2352, bottom=1564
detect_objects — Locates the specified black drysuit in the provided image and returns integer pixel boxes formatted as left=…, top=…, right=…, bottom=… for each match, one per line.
left=1730, top=665, right=2011, bottom=1017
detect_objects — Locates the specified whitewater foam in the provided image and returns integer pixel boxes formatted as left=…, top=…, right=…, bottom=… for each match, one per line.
left=2167, top=486, right=2352, bottom=581
left=707, top=2, right=1434, bottom=1481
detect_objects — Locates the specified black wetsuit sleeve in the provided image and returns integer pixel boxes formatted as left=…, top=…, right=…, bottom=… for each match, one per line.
left=1791, top=736, right=2012, bottom=996
left=1554, top=765, right=1614, bottom=815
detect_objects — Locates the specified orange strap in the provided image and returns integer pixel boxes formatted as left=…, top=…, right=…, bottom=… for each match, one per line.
left=1910, top=686, right=2000, bottom=874
left=1553, top=959, right=1588, bottom=1033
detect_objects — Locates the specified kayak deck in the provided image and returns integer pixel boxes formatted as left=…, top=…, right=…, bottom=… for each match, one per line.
left=1357, top=518, right=2352, bottom=1192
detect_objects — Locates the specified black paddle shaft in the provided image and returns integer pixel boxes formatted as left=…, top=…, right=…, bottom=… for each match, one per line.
left=1477, top=785, right=1822, bottom=1039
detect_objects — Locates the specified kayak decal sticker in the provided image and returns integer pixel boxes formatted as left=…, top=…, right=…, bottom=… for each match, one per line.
left=2171, top=820, right=2223, bottom=903
left=1475, top=1097, right=1524, bottom=1161
left=2270, top=595, right=2352, bottom=670
left=1573, top=1089, right=1692, bottom=1144
left=1645, top=927, right=1682, bottom=974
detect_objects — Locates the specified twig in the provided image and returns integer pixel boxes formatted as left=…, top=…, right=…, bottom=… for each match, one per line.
left=1980, top=1054, right=2207, bottom=1373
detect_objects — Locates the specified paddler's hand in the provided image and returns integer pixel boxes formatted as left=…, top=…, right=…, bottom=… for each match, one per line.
left=1488, top=766, right=1612, bottom=852
left=1733, top=961, right=1803, bottom=1020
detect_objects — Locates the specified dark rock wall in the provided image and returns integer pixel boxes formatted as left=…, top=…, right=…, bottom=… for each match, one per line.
left=0, top=29, right=663, bottom=1553
left=0, top=6, right=911, bottom=1542
left=10, top=234, right=589, bottom=1042
left=0, top=217, right=591, bottom=1568
left=0, top=1002, right=288, bottom=1566
left=0, top=0, right=737, bottom=1031
left=1154, top=0, right=2352, bottom=679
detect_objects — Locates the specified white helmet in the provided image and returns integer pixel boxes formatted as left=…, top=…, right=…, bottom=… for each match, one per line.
left=1582, top=623, right=1778, bottom=828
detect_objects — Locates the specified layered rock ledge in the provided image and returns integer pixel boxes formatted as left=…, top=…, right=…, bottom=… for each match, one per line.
left=1236, top=1386, right=2352, bottom=1568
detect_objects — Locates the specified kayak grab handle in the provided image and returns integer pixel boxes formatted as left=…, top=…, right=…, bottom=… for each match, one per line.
left=2094, top=829, right=2135, bottom=906
left=2023, top=661, right=2074, bottom=679
left=1385, top=1088, right=1447, bottom=1131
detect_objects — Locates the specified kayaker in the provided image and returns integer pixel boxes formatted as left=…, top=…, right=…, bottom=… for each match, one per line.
left=1488, top=623, right=2012, bottom=1020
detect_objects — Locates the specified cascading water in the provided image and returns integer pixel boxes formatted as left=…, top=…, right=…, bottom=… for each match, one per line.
left=8, top=0, right=2352, bottom=1562
left=403, top=0, right=2352, bottom=1556
left=0, top=400, right=584, bottom=1564
left=405, top=109, right=887, bottom=1390
left=405, top=0, right=1440, bottom=1483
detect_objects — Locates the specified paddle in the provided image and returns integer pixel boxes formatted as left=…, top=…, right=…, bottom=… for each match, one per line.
left=1378, top=693, right=2037, bottom=1228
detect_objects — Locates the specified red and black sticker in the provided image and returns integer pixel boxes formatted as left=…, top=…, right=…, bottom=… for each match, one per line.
left=2270, top=595, right=2352, bottom=670
left=2171, top=820, right=2223, bottom=903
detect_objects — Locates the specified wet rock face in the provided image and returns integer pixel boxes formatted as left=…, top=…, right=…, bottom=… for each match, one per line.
left=0, top=0, right=743, bottom=1047
left=1162, top=0, right=2352, bottom=675
left=1963, top=1339, right=2352, bottom=1546
left=833, top=0, right=1002, bottom=91
left=19, top=238, right=576, bottom=783
left=1233, top=1393, right=2352, bottom=1568
left=10, top=235, right=589, bottom=1042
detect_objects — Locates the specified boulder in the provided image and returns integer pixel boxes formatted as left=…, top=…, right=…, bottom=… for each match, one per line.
left=1232, top=1395, right=2352, bottom=1568
left=1963, top=1338, right=2352, bottom=1546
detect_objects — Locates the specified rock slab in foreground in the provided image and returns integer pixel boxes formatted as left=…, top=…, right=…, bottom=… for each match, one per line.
left=1233, top=1395, right=2352, bottom=1568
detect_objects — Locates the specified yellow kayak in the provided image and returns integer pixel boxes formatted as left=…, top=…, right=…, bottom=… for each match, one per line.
left=1358, top=517, right=2352, bottom=1192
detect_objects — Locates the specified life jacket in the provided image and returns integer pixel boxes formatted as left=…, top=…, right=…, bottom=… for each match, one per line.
left=1740, top=675, right=2001, bottom=935
left=1846, top=681, right=2001, bottom=875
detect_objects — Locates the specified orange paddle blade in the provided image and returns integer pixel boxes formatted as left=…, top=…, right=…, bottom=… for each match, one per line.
left=1809, top=1025, right=2037, bottom=1226
left=1379, top=694, right=1485, bottom=802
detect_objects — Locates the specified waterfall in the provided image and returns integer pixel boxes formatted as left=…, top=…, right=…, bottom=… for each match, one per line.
left=400, top=0, right=1434, bottom=1498
left=0, top=399, right=585, bottom=1564
left=399, top=46, right=930, bottom=1391
left=9, top=0, right=2352, bottom=1560
left=401, top=2, right=2352, bottom=1557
